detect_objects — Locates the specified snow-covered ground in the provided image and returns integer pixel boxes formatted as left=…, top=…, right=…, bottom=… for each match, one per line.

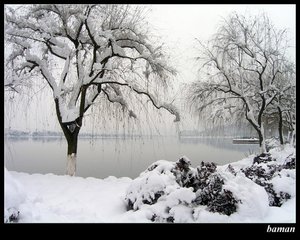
left=4, top=144, right=295, bottom=223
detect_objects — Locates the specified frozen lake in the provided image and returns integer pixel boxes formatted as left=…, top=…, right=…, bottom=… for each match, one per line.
left=4, top=136, right=259, bottom=179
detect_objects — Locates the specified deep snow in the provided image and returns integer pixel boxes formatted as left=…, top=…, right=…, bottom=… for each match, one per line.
left=4, top=144, right=295, bottom=223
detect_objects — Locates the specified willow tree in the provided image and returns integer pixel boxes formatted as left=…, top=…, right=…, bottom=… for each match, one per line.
left=5, top=4, right=180, bottom=176
left=188, top=13, right=294, bottom=153
left=265, top=61, right=296, bottom=145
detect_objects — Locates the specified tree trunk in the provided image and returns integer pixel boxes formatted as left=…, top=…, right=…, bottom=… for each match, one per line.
left=66, top=133, right=79, bottom=176
left=245, top=111, right=266, bottom=153
left=291, top=129, right=296, bottom=146
left=256, top=125, right=266, bottom=153
left=277, top=107, right=284, bottom=145
left=287, top=131, right=291, bottom=143
left=54, top=98, right=83, bottom=177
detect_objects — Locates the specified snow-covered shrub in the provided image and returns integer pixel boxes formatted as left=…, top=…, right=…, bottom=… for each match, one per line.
left=194, top=174, right=224, bottom=205
left=282, top=154, right=295, bottom=169
left=253, top=152, right=273, bottom=164
left=150, top=187, right=196, bottom=223
left=125, top=157, right=240, bottom=220
left=125, top=147, right=295, bottom=222
left=192, top=162, right=239, bottom=216
left=206, top=189, right=238, bottom=216
left=125, top=157, right=196, bottom=211
left=4, top=168, right=26, bottom=223
left=171, top=156, right=194, bottom=188
left=125, top=160, right=178, bottom=211
left=241, top=152, right=295, bottom=207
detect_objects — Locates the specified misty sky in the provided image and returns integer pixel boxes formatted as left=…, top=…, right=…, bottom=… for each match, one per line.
left=4, top=4, right=296, bottom=134
left=149, top=4, right=295, bottom=85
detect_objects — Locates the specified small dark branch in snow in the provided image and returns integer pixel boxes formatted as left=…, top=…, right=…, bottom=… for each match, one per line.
left=75, top=21, right=84, bottom=45
left=7, top=32, right=47, bottom=45
left=45, top=41, right=67, bottom=60
left=102, top=88, right=120, bottom=105
left=147, top=164, right=158, bottom=172
left=226, top=164, right=236, bottom=176
left=27, top=60, right=54, bottom=92
left=83, top=86, right=102, bottom=114
left=4, top=83, right=19, bottom=93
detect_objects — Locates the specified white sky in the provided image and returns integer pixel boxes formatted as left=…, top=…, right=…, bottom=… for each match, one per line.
left=148, top=4, right=295, bottom=84
left=4, top=4, right=296, bottom=133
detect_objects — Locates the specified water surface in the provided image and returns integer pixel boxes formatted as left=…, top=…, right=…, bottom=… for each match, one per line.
left=4, top=136, right=259, bottom=179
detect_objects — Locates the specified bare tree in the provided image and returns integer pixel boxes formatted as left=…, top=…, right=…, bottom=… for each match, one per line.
left=265, top=61, right=296, bottom=145
left=188, top=12, right=294, bottom=153
left=5, top=4, right=180, bottom=176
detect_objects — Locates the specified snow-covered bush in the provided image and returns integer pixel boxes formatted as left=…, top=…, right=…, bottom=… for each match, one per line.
left=241, top=151, right=295, bottom=207
left=125, top=160, right=178, bottom=211
left=189, top=162, right=239, bottom=216
left=282, top=154, right=295, bottom=169
left=125, top=157, right=241, bottom=221
left=193, top=173, right=239, bottom=215
left=125, top=145, right=295, bottom=223
left=4, top=168, right=26, bottom=223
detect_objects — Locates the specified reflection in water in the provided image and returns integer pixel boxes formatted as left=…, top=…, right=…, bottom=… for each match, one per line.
left=4, top=136, right=259, bottom=179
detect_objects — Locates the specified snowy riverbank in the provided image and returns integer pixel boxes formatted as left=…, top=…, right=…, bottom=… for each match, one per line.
left=4, top=144, right=295, bottom=223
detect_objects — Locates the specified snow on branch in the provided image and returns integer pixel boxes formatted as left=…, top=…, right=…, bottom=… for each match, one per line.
left=61, top=105, right=80, bottom=123
left=5, top=4, right=179, bottom=127
left=47, top=37, right=73, bottom=60
left=7, top=37, right=31, bottom=49
left=102, top=85, right=137, bottom=119
left=6, top=48, right=25, bottom=62
left=25, top=51, right=58, bottom=96
left=97, top=81, right=180, bottom=122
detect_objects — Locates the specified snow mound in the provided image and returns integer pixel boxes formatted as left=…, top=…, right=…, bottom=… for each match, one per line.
left=4, top=168, right=27, bottom=223
left=125, top=146, right=295, bottom=223
left=125, top=160, right=178, bottom=211
left=241, top=150, right=295, bottom=207
left=220, top=172, right=269, bottom=220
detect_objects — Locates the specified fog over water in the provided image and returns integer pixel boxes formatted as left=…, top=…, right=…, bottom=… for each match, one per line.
left=5, top=136, right=259, bottom=179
